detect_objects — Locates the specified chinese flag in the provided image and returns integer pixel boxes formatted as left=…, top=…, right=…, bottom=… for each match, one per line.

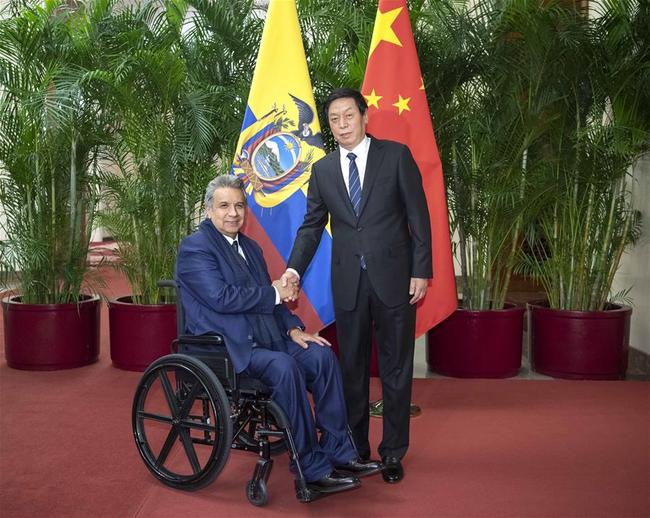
left=362, top=0, right=457, bottom=336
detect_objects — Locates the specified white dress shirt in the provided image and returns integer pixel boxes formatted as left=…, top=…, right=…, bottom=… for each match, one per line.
left=287, top=135, right=372, bottom=282
left=339, top=135, right=371, bottom=193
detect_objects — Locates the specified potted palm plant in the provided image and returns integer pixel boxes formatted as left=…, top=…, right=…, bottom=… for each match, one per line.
left=421, top=0, right=565, bottom=378
left=523, top=1, right=650, bottom=379
left=0, top=0, right=111, bottom=370
left=98, top=0, right=257, bottom=371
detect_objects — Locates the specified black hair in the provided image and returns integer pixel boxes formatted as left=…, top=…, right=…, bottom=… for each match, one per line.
left=323, top=88, right=368, bottom=118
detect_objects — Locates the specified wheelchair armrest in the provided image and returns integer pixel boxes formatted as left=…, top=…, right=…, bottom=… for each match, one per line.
left=177, top=334, right=224, bottom=346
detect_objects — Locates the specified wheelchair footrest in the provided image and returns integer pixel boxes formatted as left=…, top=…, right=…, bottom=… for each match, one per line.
left=294, top=480, right=322, bottom=503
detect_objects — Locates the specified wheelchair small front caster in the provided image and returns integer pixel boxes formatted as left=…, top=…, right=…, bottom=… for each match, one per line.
left=246, top=479, right=268, bottom=506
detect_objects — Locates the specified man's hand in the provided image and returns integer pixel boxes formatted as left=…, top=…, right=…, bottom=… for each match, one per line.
left=289, top=328, right=331, bottom=350
left=272, top=279, right=299, bottom=302
left=281, top=269, right=300, bottom=289
left=409, top=277, right=428, bottom=305
left=277, top=269, right=301, bottom=302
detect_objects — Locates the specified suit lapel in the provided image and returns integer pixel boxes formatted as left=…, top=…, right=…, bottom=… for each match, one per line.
left=238, top=236, right=264, bottom=283
left=358, top=137, right=385, bottom=218
left=325, top=151, right=357, bottom=219
left=200, top=219, right=255, bottom=281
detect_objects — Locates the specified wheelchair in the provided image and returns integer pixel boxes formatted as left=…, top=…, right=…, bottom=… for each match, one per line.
left=131, top=280, right=320, bottom=506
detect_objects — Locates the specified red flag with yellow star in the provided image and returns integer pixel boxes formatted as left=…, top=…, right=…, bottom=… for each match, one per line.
left=362, top=0, right=456, bottom=336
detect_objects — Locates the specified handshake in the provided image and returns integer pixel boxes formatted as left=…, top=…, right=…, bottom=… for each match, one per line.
left=272, top=270, right=301, bottom=302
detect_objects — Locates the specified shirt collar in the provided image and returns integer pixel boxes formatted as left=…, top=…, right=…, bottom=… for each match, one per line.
left=338, top=135, right=371, bottom=159
left=222, top=233, right=240, bottom=246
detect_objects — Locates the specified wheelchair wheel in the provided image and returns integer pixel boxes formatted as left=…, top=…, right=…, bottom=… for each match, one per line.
left=234, top=400, right=287, bottom=455
left=132, top=354, right=233, bottom=491
left=246, top=479, right=268, bottom=506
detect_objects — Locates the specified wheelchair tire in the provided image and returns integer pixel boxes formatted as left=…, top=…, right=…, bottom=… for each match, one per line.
left=234, top=400, right=288, bottom=455
left=132, top=354, right=233, bottom=491
left=246, top=479, right=268, bottom=506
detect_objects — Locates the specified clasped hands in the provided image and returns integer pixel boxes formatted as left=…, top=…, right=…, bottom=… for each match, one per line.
left=271, top=270, right=301, bottom=302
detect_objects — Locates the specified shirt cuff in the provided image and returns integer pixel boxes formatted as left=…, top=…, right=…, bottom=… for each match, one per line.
left=273, top=286, right=281, bottom=305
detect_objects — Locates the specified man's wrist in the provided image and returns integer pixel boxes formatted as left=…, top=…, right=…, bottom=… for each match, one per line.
left=287, top=325, right=304, bottom=337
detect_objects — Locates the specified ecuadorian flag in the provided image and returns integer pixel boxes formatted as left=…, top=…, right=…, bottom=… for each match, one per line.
left=231, top=0, right=334, bottom=332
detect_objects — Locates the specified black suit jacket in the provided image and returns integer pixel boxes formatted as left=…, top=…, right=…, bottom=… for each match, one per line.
left=288, top=138, right=432, bottom=310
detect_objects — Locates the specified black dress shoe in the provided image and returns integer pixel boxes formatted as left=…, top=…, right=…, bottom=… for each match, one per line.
left=335, top=458, right=383, bottom=478
left=307, top=470, right=360, bottom=494
left=381, top=456, right=404, bottom=484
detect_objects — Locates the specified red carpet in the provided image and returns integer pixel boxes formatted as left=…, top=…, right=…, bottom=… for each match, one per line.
left=1, top=268, right=649, bottom=517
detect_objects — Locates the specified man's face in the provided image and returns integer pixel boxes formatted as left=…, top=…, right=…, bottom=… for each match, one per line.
left=327, top=97, right=368, bottom=150
left=206, top=187, right=246, bottom=238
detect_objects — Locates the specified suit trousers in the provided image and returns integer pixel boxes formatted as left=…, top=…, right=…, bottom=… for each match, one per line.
left=244, top=340, right=357, bottom=482
left=334, top=268, right=416, bottom=460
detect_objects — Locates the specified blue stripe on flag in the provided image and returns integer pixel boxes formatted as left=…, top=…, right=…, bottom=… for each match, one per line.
left=248, top=190, right=334, bottom=325
left=241, top=106, right=258, bottom=132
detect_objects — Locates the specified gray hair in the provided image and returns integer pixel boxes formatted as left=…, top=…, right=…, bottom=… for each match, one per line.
left=204, top=175, right=247, bottom=208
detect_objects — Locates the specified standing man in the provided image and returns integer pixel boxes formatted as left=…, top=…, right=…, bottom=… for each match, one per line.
left=283, top=88, right=432, bottom=484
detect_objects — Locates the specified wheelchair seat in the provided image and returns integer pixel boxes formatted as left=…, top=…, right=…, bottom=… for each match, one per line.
left=131, top=280, right=316, bottom=506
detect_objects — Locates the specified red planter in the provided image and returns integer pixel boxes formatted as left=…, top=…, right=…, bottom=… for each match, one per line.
left=426, top=304, right=525, bottom=378
left=320, top=322, right=380, bottom=377
left=2, top=294, right=100, bottom=370
left=108, top=296, right=176, bottom=371
left=528, top=302, right=631, bottom=380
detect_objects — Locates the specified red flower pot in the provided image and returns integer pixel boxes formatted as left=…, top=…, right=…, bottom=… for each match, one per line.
left=426, top=303, right=525, bottom=378
left=2, top=294, right=100, bottom=370
left=528, top=301, right=631, bottom=380
left=108, top=296, right=176, bottom=371
left=320, top=322, right=380, bottom=377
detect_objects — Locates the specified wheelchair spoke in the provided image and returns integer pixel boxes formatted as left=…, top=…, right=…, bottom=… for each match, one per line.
left=178, top=428, right=201, bottom=474
left=177, top=381, right=202, bottom=420
left=137, top=411, right=174, bottom=425
left=155, top=427, right=180, bottom=468
left=180, top=418, right=217, bottom=433
left=158, top=370, right=180, bottom=418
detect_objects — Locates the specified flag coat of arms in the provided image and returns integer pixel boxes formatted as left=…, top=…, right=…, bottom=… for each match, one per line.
left=231, top=0, right=333, bottom=332
left=362, top=0, right=457, bottom=336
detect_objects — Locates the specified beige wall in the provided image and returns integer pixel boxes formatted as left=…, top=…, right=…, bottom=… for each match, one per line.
left=613, top=155, right=650, bottom=354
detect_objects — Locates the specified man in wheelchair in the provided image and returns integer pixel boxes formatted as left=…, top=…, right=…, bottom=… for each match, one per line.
left=175, top=175, right=382, bottom=497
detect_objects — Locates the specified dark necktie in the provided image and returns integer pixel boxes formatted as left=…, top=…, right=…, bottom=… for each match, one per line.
left=232, top=240, right=248, bottom=267
left=347, top=152, right=361, bottom=216
left=347, top=152, right=366, bottom=270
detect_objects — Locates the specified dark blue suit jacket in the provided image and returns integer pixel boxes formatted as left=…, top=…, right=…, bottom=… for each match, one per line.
left=176, top=219, right=303, bottom=373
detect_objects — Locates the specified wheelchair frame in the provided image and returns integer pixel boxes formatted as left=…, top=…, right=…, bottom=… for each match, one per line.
left=131, top=280, right=319, bottom=506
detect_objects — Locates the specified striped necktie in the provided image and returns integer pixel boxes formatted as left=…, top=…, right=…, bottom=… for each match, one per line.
left=347, top=152, right=366, bottom=270
left=347, top=152, right=361, bottom=216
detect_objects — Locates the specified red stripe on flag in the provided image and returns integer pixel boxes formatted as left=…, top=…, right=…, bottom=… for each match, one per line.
left=242, top=211, right=324, bottom=332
